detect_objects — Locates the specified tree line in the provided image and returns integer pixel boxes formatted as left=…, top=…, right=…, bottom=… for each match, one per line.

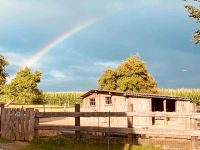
left=0, top=55, right=43, bottom=104
left=0, top=53, right=200, bottom=105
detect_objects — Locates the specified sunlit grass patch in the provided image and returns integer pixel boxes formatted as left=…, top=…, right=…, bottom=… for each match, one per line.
left=0, top=137, right=13, bottom=143
left=18, top=136, right=162, bottom=150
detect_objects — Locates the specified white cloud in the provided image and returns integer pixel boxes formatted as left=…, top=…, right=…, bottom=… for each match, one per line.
left=1, top=51, right=26, bottom=83
left=1, top=50, right=42, bottom=71
left=49, top=70, right=66, bottom=80
left=48, top=70, right=79, bottom=82
left=94, top=61, right=119, bottom=68
left=68, top=61, right=119, bottom=73
left=105, top=0, right=135, bottom=11
left=182, top=69, right=188, bottom=72
left=1, top=51, right=25, bottom=67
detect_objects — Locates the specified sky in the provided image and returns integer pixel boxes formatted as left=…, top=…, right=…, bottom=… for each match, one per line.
left=0, top=0, right=200, bottom=91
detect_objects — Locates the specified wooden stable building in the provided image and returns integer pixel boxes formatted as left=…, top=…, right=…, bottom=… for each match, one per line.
left=81, top=89, right=197, bottom=129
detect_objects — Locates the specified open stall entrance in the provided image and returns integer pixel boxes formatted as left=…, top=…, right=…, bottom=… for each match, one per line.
left=152, top=98, right=164, bottom=112
left=152, top=98, right=176, bottom=125
left=166, top=100, right=175, bottom=112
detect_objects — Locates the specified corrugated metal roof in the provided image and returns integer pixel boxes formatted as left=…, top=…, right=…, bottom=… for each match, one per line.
left=80, top=89, right=191, bottom=101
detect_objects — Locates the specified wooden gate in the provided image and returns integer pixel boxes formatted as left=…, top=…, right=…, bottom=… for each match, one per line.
left=0, top=108, right=35, bottom=141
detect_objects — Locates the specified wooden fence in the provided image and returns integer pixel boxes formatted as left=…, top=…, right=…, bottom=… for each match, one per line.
left=1, top=104, right=200, bottom=149
left=0, top=107, right=35, bottom=141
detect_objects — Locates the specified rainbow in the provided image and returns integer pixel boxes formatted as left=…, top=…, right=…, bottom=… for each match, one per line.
left=22, top=18, right=96, bottom=69
left=7, top=18, right=97, bottom=82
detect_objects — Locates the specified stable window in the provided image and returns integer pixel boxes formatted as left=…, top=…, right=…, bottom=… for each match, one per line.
left=166, top=100, right=175, bottom=112
left=105, top=96, right=112, bottom=105
left=152, top=98, right=176, bottom=112
left=89, top=98, right=96, bottom=106
left=152, top=98, right=164, bottom=112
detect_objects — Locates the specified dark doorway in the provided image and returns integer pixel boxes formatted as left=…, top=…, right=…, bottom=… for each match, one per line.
left=152, top=98, right=164, bottom=112
left=166, top=100, right=175, bottom=112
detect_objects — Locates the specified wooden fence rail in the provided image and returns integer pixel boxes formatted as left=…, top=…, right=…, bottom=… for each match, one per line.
left=34, top=104, right=200, bottom=149
left=35, top=111, right=200, bottom=118
left=1, top=103, right=200, bottom=149
left=37, top=125, right=200, bottom=136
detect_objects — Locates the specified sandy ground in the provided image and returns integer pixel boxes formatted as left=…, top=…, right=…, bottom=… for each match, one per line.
left=0, top=142, right=28, bottom=150
left=40, top=117, right=127, bottom=127
left=39, top=117, right=188, bottom=131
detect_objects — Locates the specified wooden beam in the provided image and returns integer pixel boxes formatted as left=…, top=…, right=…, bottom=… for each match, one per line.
left=191, top=136, right=198, bottom=150
left=0, top=104, right=4, bottom=135
left=38, top=125, right=200, bottom=136
left=35, top=112, right=200, bottom=119
left=34, top=109, right=39, bottom=138
left=163, top=99, right=167, bottom=125
left=127, top=103, right=133, bottom=144
left=75, top=104, right=80, bottom=141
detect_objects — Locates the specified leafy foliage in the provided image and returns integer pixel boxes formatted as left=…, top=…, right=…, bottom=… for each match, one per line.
left=98, top=55, right=158, bottom=93
left=3, top=67, right=43, bottom=104
left=98, top=68, right=117, bottom=91
left=0, top=54, right=8, bottom=93
left=159, top=88, right=200, bottom=105
left=184, top=0, right=200, bottom=44
left=43, top=92, right=83, bottom=106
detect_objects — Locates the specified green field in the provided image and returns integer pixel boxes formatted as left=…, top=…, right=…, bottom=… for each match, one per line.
left=42, top=89, right=200, bottom=106
left=2, top=89, right=200, bottom=107
left=159, top=88, right=200, bottom=105
left=18, top=136, right=162, bottom=150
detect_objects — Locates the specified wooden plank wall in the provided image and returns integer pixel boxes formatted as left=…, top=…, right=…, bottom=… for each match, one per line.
left=176, top=101, right=192, bottom=129
left=129, top=97, right=151, bottom=126
left=0, top=108, right=35, bottom=141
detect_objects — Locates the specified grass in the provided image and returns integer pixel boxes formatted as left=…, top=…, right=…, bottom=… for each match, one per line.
left=0, top=137, right=13, bottom=143
left=18, top=136, right=162, bottom=150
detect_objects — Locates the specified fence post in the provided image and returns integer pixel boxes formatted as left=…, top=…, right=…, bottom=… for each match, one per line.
left=43, top=104, right=45, bottom=112
left=64, top=103, right=66, bottom=112
left=191, top=136, right=198, bottom=150
left=127, top=103, right=133, bottom=144
left=34, top=109, right=39, bottom=138
left=0, top=104, right=4, bottom=114
left=75, top=104, right=80, bottom=142
left=0, top=103, right=5, bottom=135
left=190, top=117, right=198, bottom=150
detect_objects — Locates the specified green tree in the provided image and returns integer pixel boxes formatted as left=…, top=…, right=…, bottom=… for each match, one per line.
left=98, top=55, right=158, bottom=93
left=98, top=68, right=117, bottom=91
left=0, top=54, right=8, bottom=93
left=4, top=67, right=43, bottom=104
left=185, top=0, right=200, bottom=44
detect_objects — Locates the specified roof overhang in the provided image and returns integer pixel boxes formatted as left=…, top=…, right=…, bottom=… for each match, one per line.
left=80, top=89, right=191, bottom=101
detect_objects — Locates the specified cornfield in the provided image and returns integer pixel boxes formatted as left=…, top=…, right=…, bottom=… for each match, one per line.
left=158, top=88, right=200, bottom=105
left=43, top=92, right=83, bottom=106
left=1, top=89, right=200, bottom=106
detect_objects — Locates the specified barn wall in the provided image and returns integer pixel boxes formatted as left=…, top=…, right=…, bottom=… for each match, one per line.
left=176, top=100, right=195, bottom=129
left=98, top=94, right=127, bottom=126
left=83, top=93, right=128, bottom=127
left=82, top=93, right=98, bottom=112
left=82, top=93, right=195, bottom=129
left=128, top=97, right=152, bottom=127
